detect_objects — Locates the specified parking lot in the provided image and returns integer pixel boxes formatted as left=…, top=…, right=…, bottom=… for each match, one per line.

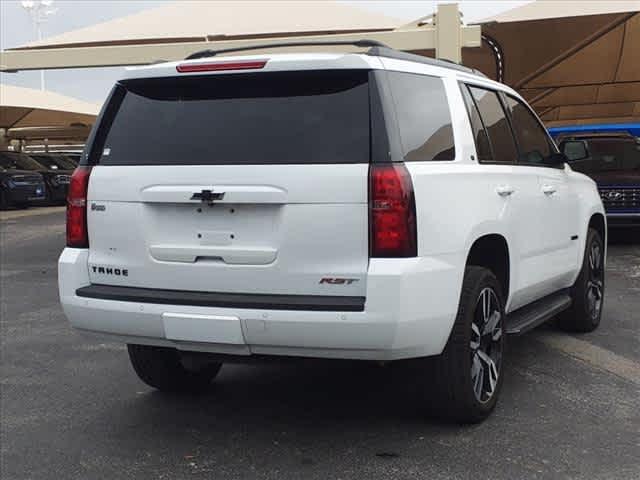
left=1, top=209, right=639, bottom=480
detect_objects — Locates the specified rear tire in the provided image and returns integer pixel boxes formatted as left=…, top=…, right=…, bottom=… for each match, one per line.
left=557, top=228, right=605, bottom=333
left=430, top=266, right=506, bottom=423
left=127, top=344, right=222, bottom=392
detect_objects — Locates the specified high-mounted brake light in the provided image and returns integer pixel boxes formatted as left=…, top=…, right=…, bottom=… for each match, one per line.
left=66, top=166, right=92, bottom=248
left=176, top=60, right=268, bottom=73
left=369, top=163, right=417, bottom=258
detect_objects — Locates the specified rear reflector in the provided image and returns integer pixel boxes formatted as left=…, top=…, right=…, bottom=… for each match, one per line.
left=369, top=163, right=417, bottom=257
left=66, top=166, right=92, bottom=248
left=176, top=60, right=267, bottom=73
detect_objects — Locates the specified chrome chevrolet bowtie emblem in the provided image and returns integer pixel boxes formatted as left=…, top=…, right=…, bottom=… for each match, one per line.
left=191, top=189, right=225, bottom=205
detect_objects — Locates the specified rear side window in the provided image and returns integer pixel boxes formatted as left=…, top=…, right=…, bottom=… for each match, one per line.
left=385, top=71, right=455, bottom=161
left=91, top=70, right=370, bottom=165
left=468, top=86, right=518, bottom=164
left=504, top=95, right=554, bottom=166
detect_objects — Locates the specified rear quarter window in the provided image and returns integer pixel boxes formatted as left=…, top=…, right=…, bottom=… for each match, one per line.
left=385, top=71, right=456, bottom=161
left=90, top=70, right=371, bottom=166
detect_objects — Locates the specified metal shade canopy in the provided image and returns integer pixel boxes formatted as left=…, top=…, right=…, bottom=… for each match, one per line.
left=1, top=84, right=99, bottom=130
left=2, top=0, right=638, bottom=126
left=13, top=0, right=402, bottom=48
left=0, top=1, right=480, bottom=69
left=467, top=0, right=640, bottom=126
left=0, top=84, right=99, bottom=148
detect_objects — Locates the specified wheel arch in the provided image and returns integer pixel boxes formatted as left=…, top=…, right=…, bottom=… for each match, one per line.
left=465, top=234, right=511, bottom=305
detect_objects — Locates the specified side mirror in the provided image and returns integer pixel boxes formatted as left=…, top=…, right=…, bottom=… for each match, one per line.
left=559, top=140, right=589, bottom=161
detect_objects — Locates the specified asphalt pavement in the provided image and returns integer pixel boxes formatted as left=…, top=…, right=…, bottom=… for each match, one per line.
left=1, top=210, right=639, bottom=480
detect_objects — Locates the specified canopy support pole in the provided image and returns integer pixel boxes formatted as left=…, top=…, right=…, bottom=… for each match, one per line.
left=435, top=3, right=463, bottom=63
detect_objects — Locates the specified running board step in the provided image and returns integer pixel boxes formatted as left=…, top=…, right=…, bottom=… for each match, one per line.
left=505, top=291, right=572, bottom=335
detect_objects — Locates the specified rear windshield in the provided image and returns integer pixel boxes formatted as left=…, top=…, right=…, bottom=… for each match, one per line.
left=0, top=152, right=43, bottom=171
left=31, top=155, right=75, bottom=170
left=565, top=137, right=640, bottom=174
left=55, top=155, right=79, bottom=169
left=90, top=70, right=371, bottom=166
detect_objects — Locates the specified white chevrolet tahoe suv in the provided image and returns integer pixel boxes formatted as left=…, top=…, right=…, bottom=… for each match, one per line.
left=59, top=42, right=606, bottom=423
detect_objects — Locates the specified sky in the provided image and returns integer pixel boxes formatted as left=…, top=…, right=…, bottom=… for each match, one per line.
left=0, top=0, right=531, bottom=104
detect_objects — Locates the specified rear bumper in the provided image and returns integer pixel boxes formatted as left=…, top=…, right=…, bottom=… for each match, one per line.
left=75, top=284, right=365, bottom=312
left=59, top=248, right=462, bottom=360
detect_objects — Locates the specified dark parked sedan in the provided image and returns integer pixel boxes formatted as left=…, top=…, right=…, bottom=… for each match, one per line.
left=0, top=151, right=73, bottom=205
left=0, top=154, right=46, bottom=209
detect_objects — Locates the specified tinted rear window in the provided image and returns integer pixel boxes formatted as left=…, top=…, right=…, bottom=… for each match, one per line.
left=385, top=71, right=455, bottom=161
left=91, top=70, right=370, bottom=166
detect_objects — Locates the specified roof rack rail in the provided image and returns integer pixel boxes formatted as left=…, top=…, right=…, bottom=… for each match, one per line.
left=185, top=39, right=390, bottom=60
left=183, top=39, right=487, bottom=78
left=366, top=46, right=488, bottom=77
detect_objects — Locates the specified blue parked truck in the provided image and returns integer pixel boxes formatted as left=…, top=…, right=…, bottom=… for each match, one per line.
left=550, top=123, right=640, bottom=229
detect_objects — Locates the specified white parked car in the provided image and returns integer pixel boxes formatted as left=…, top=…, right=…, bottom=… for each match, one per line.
left=59, top=42, right=606, bottom=422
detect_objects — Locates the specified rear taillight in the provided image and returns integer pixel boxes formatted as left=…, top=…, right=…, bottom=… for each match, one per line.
left=66, top=166, right=92, bottom=248
left=369, top=163, right=417, bottom=257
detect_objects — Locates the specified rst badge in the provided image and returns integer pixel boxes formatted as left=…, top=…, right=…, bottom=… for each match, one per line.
left=319, top=277, right=360, bottom=285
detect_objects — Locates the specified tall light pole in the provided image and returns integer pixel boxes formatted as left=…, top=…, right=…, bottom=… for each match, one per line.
left=21, top=0, right=57, bottom=91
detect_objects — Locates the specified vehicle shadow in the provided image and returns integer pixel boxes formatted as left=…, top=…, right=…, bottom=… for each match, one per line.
left=132, top=359, right=432, bottom=424
left=74, top=327, right=619, bottom=476
left=104, top=343, right=536, bottom=434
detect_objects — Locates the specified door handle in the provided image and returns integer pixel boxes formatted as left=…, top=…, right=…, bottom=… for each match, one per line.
left=542, top=184, right=557, bottom=195
left=496, top=185, right=515, bottom=197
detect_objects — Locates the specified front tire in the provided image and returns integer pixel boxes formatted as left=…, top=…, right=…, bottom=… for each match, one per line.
left=557, top=228, right=605, bottom=333
left=430, top=266, right=506, bottom=423
left=127, top=344, right=222, bottom=392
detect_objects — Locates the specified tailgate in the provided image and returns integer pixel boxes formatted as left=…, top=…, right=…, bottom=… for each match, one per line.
left=85, top=68, right=373, bottom=299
